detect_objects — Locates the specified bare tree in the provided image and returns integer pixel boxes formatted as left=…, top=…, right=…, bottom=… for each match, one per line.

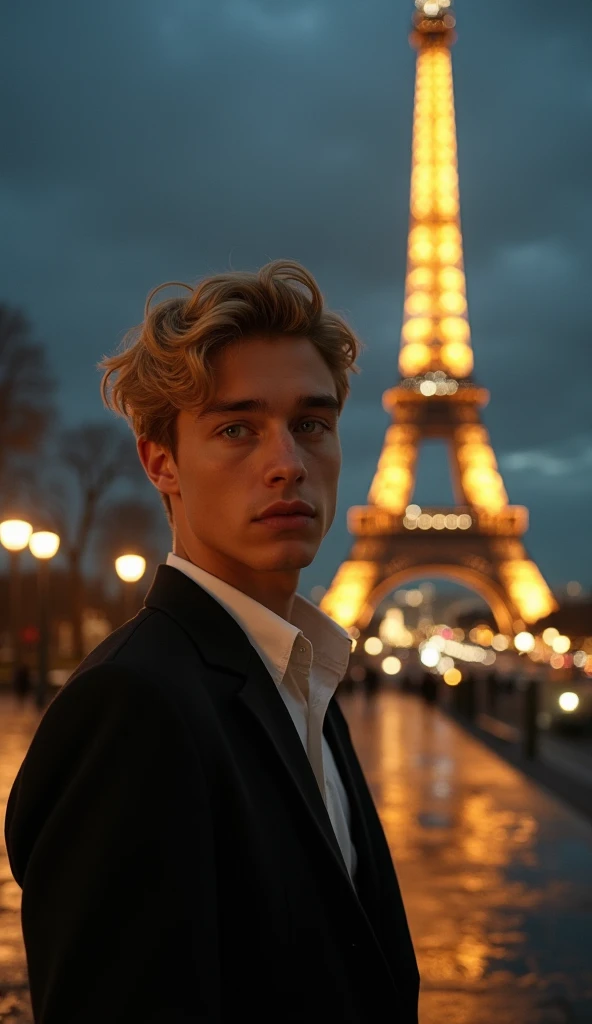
left=0, top=304, right=55, bottom=503
left=48, top=423, right=146, bottom=661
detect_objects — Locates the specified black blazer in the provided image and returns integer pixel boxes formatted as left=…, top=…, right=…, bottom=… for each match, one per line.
left=5, top=565, right=419, bottom=1023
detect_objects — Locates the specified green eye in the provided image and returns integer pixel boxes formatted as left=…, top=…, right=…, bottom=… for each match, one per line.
left=223, top=425, right=244, bottom=439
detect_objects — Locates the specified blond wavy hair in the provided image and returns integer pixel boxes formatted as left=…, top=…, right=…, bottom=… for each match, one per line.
left=99, top=259, right=362, bottom=521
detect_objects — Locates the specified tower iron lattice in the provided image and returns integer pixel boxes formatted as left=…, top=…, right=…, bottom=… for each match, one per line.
left=321, top=0, right=555, bottom=636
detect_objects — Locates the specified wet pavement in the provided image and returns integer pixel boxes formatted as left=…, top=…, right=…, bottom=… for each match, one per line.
left=340, top=690, right=592, bottom=1024
left=0, top=699, right=38, bottom=1023
left=1, top=691, right=592, bottom=1023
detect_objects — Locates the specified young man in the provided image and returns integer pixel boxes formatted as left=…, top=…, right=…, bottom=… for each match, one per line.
left=5, top=260, right=419, bottom=1023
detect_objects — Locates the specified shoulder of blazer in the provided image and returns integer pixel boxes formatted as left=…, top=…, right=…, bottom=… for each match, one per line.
left=143, top=563, right=255, bottom=676
left=4, top=657, right=208, bottom=889
left=69, top=605, right=202, bottom=681
left=70, top=564, right=256, bottom=689
left=62, top=609, right=217, bottom=724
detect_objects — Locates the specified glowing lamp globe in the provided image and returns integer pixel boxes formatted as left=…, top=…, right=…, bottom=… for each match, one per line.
left=29, top=531, right=60, bottom=560
left=0, top=519, right=33, bottom=552
left=115, top=554, right=147, bottom=584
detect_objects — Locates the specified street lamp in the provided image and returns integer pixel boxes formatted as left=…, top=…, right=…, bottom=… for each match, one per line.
left=0, top=519, right=33, bottom=674
left=115, top=554, right=147, bottom=621
left=29, top=531, right=61, bottom=709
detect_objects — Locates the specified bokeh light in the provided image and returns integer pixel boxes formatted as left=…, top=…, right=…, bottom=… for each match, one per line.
left=514, top=632, right=535, bottom=653
left=558, top=692, right=579, bottom=713
left=364, top=636, right=383, bottom=656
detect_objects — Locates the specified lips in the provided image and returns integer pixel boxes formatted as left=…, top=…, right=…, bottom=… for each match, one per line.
left=255, top=501, right=316, bottom=520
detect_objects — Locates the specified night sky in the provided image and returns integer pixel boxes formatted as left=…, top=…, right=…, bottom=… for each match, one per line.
left=2, top=0, right=591, bottom=597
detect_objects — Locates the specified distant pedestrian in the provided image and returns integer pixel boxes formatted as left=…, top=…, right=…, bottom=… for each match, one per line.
left=363, top=664, right=381, bottom=699
left=12, top=664, right=32, bottom=706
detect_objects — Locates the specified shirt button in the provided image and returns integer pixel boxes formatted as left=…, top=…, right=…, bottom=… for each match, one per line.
left=299, top=646, right=306, bottom=654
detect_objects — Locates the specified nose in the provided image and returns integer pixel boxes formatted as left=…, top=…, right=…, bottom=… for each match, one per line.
left=262, top=426, right=308, bottom=488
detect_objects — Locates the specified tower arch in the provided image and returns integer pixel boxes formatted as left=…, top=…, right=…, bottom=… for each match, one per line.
left=357, top=563, right=516, bottom=635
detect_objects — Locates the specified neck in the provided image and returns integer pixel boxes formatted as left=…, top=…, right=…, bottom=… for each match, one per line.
left=172, top=535, right=299, bottom=621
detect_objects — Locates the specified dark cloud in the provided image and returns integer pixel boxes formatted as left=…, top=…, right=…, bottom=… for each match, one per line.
left=1, top=0, right=591, bottom=594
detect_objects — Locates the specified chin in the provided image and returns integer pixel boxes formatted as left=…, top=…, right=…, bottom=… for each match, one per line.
left=258, top=541, right=318, bottom=572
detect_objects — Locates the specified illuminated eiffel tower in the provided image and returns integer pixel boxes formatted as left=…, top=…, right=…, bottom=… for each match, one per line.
left=322, top=0, right=556, bottom=636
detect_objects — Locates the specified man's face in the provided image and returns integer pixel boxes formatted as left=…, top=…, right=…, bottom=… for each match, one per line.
left=161, top=335, right=342, bottom=581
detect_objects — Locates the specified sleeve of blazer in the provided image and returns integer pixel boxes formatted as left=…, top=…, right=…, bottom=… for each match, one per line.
left=4, top=663, right=220, bottom=1024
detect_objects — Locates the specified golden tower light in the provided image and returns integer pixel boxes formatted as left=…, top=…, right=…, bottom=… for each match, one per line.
left=401, top=0, right=472, bottom=381
left=320, top=561, right=378, bottom=632
left=320, top=1, right=556, bottom=631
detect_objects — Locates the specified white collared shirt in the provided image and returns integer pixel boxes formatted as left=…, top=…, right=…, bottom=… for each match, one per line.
left=166, top=553, right=357, bottom=881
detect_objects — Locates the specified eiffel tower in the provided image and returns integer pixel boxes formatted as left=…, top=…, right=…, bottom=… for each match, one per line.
left=321, top=0, right=556, bottom=637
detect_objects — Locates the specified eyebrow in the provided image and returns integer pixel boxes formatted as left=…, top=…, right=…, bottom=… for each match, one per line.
left=198, top=393, right=341, bottom=418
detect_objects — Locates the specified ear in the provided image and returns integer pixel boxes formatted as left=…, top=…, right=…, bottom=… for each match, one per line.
left=137, top=437, right=180, bottom=500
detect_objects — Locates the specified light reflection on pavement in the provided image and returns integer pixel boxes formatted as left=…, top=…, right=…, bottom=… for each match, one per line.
left=1, top=692, right=592, bottom=1023
left=0, top=699, right=39, bottom=1023
left=340, top=690, right=592, bottom=1024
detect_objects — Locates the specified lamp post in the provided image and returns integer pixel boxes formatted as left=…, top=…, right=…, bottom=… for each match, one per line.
left=0, top=519, right=33, bottom=675
left=29, top=531, right=61, bottom=710
left=115, top=554, right=147, bottom=621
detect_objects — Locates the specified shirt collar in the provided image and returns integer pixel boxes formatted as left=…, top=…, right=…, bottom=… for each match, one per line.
left=166, top=553, right=351, bottom=687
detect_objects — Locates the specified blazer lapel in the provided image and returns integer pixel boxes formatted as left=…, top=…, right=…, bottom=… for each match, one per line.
left=238, top=648, right=355, bottom=889
left=144, top=566, right=355, bottom=893
left=323, top=700, right=384, bottom=933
